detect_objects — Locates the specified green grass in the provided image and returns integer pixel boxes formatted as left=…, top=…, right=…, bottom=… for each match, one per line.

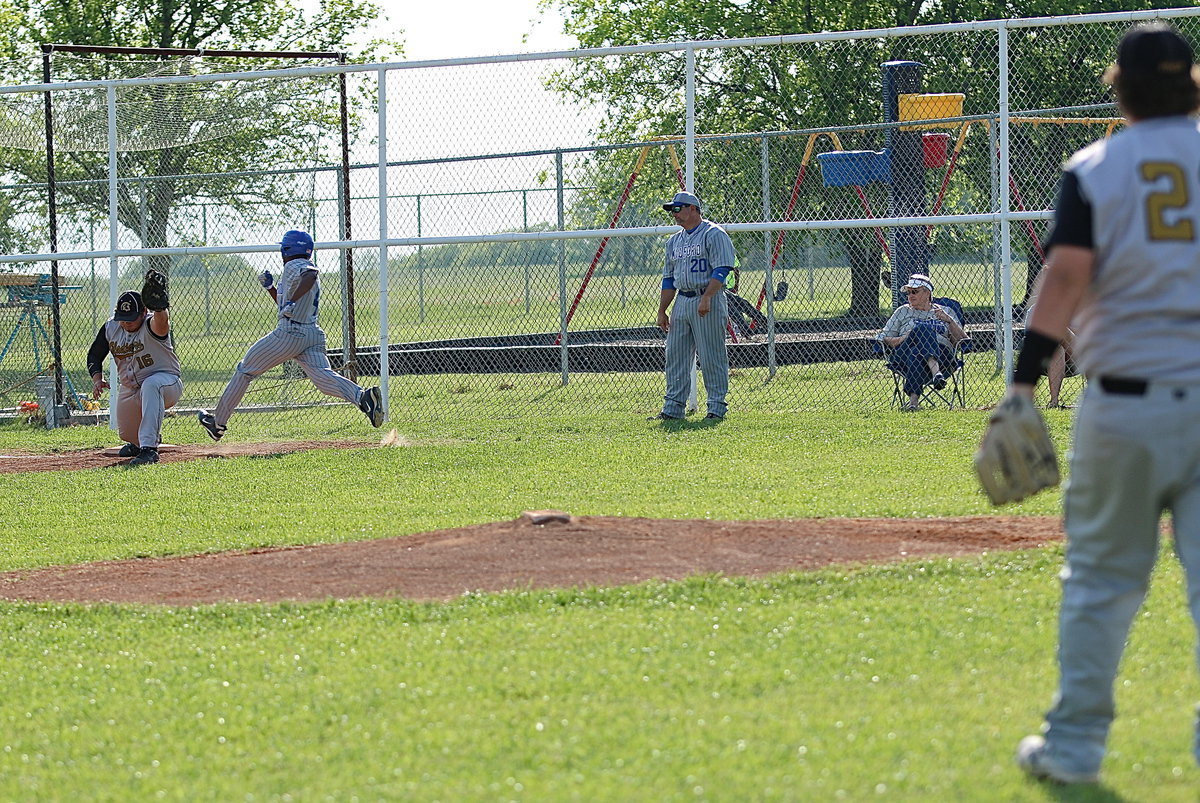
left=0, top=405, right=1186, bottom=800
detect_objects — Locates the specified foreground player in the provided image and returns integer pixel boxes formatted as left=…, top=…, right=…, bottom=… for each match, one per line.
left=650, top=191, right=736, bottom=421
left=86, top=285, right=181, bottom=466
left=981, top=24, right=1200, bottom=784
left=197, top=230, right=383, bottom=439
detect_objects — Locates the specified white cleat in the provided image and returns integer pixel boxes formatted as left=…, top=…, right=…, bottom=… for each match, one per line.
left=1015, top=735, right=1099, bottom=785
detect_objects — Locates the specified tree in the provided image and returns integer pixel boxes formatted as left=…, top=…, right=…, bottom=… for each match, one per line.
left=544, top=0, right=1198, bottom=317
left=0, top=0, right=394, bottom=271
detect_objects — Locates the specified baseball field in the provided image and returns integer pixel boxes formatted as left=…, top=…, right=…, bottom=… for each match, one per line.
left=0, top=405, right=1190, bottom=800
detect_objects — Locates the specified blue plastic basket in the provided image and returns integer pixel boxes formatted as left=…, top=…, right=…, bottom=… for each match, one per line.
left=816, top=150, right=891, bottom=187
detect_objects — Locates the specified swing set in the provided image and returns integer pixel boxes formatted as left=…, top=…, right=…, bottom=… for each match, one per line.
left=557, top=87, right=1124, bottom=347
left=556, top=137, right=744, bottom=345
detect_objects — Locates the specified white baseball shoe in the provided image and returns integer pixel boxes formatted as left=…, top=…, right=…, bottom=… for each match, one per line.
left=1015, top=735, right=1099, bottom=784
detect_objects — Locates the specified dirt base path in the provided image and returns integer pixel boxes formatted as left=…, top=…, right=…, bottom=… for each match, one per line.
left=0, top=440, right=365, bottom=472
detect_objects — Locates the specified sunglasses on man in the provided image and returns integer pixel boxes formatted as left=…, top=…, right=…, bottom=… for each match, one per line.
left=665, top=204, right=691, bottom=213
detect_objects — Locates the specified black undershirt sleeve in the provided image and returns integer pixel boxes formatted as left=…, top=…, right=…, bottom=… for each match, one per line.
left=86, top=326, right=108, bottom=378
left=1043, top=170, right=1094, bottom=252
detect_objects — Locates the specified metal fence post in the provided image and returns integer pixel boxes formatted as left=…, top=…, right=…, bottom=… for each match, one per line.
left=523, top=188, right=531, bottom=315
left=416, top=194, right=425, bottom=324
left=557, top=151, right=568, bottom=386
left=760, top=134, right=777, bottom=378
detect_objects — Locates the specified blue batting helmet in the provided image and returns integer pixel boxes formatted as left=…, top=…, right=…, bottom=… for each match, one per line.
left=280, top=230, right=314, bottom=258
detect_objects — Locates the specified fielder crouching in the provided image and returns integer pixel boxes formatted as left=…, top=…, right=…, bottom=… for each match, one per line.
left=87, top=284, right=182, bottom=467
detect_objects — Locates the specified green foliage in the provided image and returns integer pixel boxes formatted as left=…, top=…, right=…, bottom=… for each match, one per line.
left=0, top=0, right=395, bottom=264
left=544, top=0, right=1200, bottom=316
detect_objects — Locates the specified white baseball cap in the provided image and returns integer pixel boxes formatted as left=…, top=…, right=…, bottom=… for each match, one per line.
left=901, top=273, right=934, bottom=293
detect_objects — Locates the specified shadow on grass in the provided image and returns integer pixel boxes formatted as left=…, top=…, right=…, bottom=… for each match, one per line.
left=1027, top=779, right=1128, bottom=802
left=649, top=415, right=722, bottom=430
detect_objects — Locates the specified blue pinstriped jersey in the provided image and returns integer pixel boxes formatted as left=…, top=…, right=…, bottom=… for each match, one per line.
left=278, top=257, right=321, bottom=325
left=663, top=220, right=736, bottom=293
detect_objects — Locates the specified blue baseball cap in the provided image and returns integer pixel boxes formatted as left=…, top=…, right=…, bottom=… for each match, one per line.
left=662, top=191, right=701, bottom=211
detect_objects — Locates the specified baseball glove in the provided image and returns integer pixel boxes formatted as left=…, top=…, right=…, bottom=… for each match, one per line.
left=974, top=394, right=1060, bottom=505
left=141, top=269, right=169, bottom=311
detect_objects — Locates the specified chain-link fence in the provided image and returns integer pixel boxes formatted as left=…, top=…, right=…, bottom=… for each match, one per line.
left=0, top=9, right=1194, bottom=431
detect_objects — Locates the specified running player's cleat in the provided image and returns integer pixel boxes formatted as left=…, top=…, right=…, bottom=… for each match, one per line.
left=197, top=410, right=226, bottom=441
left=128, top=447, right=160, bottom=466
left=359, top=386, right=384, bottom=427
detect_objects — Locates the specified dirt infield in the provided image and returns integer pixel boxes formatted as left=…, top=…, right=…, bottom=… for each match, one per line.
left=0, top=441, right=1063, bottom=605
left=0, top=440, right=364, bottom=473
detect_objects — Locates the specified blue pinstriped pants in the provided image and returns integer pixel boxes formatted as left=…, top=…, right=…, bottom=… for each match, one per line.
left=214, top=322, right=362, bottom=426
left=661, top=293, right=729, bottom=417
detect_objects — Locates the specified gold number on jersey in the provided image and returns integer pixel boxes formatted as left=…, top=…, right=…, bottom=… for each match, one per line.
left=136, top=354, right=155, bottom=369
left=1141, top=161, right=1195, bottom=241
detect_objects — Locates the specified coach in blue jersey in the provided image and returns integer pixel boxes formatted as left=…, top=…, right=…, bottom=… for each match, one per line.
left=1002, top=24, right=1200, bottom=785
left=651, top=192, right=737, bottom=421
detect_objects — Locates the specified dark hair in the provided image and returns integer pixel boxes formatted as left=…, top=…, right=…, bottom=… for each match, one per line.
left=1106, top=25, right=1200, bottom=118
left=1105, top=64, right=1200, bottom=119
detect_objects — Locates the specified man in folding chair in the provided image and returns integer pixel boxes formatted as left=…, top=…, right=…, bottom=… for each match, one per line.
left=877, top=273, right=967, bottom=411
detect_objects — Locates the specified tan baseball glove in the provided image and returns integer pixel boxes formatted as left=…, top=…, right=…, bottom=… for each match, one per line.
left=974, top=394, right=1060, bottom=505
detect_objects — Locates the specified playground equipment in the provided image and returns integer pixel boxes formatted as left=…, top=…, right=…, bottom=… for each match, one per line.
left=557, top=137, right=744, bottom=346
left=808, top=60, right=1125, bottom=321
left=0, top=273, right=84, bottom=409
left=350, top=61, right=1125, bottom=383
left=812, top=62, right=966, bottom=307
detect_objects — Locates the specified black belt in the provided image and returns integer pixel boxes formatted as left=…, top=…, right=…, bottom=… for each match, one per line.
left=677, top=290, right=699, bottom=298
left=1099, top=376, right=1148, bottom=396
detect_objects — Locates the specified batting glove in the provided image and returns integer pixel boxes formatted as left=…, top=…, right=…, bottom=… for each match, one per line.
left=281, top=301, right=296, bottom=318
left=258, top=270, right=275, bottom=289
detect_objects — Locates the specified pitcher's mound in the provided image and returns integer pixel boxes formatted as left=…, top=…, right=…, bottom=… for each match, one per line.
left=0, top=515, right=1063, bottom=605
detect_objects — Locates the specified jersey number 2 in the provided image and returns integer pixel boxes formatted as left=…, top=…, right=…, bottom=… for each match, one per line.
left=1141, top=161, right=1196, bottom=242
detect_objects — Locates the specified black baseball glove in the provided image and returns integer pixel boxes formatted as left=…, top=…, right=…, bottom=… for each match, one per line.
left=141, top=269, right=169, bottom=311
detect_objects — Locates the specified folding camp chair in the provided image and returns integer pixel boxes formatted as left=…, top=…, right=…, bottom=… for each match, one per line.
left=875, top=296, right=973, bottom=410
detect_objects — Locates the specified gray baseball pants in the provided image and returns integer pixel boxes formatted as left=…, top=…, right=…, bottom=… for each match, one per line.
left=1044, top=380, right=1200, bottom=775
left=116, top=372, right=182, bottom=448
left=214, top=322, right=362, bottom=427
left=662, top=292, right=729, bottom=417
